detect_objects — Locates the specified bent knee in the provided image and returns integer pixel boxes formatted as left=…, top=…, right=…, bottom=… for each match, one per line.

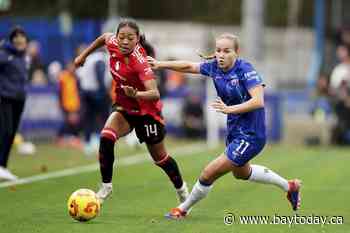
left=232, top=171, right=249, bottom=180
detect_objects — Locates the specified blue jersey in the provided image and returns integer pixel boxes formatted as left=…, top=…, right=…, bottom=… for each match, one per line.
left=200, top=58, right=266, bottom=141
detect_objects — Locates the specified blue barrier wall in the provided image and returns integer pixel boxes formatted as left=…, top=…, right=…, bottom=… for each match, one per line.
left=0, top=17, right=102, bottom=65
left=20, top=85, right=63, bottom=139
left=265, top=93, right=283, bottom=142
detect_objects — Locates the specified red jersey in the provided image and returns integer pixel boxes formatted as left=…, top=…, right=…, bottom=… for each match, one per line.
left=105, top=35, right=164, bottom=124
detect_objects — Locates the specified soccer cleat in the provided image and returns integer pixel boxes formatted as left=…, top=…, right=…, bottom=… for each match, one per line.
left=287, top=179, right=302, bottom=211
left=96, top=184, right=113, bottom=203
left=0, top=166, right=18, bottom=181
left=176, top=182, right=189, bottom=203
left=165, top=207, right=187, bottom=220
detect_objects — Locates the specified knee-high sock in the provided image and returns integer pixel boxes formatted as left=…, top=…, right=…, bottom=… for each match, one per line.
left=178, top=180, right=213, bottom=212
left=248, top=164, right=289, bottom=191
left=156, top=155, right=184, bottom=189
left=99, top=128, right=117, bottom=183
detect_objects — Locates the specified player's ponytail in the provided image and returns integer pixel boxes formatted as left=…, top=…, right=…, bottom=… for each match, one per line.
left=139, top=33, right=155, bottom=57
left=197, top=51, right=216, bottom=60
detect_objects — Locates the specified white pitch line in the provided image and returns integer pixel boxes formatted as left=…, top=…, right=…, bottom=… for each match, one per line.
left=0, top=142, right=208, bottom=188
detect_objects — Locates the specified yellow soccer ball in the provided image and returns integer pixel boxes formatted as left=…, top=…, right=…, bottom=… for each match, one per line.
left=67, top=189, right=100, bottom=222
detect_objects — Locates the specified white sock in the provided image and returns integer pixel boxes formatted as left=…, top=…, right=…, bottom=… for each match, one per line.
left=248, top=164, right=289, bottom=192
left=102, top=182, right=113, bottom=188
left=178, top=180, right=213, bottom=212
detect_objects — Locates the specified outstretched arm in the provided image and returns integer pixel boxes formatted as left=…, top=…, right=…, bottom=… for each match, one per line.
left=74, top=33, right=112, bottom=67
left=147, top=56, right=200, bottom=74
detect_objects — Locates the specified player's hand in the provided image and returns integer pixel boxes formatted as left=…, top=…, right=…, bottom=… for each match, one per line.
left=122, top=85, right=138, bottom=98
left=74, top=54, right=86, bottom=67
left=211, top=98, right=232, bottom=114
left=146, top=56, right=159, bottom=70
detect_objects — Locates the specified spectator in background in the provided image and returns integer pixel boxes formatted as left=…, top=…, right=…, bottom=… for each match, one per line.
left=330, top=44, right=350, bottom=91
left=165, top=70, right=188, bottom=97
left=307, top=74, right=333, bottom=145
left=76, top=48, right=110, bottom=155
left=311, top=74, right=332, bottom=119
left=47, top=60, right=62, bottom=84
left=56, top=61, right=82, bottom=149
left=331, top=78, right=350, bottom=145
left=335, top=27, right=350, bottom=47
left=30, top=68, right=48, bottom=86
left=329, top=44, right=350, bottom=145
left=27, top=40, right=44, bottom=82
left=182, top=94, right=204, bottom=138
left=0, top=26, right=29, bottom=181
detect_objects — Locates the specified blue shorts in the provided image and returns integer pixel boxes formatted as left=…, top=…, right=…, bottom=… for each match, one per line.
left=225, top=136, right=266, bottom=167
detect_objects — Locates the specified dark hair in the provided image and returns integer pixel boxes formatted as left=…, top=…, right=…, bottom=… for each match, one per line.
left=9, top=26, right=28, bottom=42
left=116, top=19, right=155, bottom=56
left=339, top=43, right=350, bottom=55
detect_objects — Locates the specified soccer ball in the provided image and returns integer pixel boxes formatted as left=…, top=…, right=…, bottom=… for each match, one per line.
left=67, top=188, right=100, bottom=222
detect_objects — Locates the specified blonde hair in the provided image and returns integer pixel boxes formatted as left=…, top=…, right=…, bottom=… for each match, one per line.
left=198, top=33, right=240, bottom=60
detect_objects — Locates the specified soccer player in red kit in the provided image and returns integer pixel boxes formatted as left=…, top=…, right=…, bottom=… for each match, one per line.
left=74, top=19, right=189, bottom=204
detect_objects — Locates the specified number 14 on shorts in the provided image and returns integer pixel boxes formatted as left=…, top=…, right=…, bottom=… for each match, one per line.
left=144, top=124, right=158, bottom=137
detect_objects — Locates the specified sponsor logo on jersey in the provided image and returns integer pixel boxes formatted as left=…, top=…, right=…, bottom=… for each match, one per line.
left=244, top=71, right=261, bottom=82
left=244, top=71, right=257, bottom=78
left=230, top=79, right=239, bottom=85
left=247, top=75, right=261, bottom=82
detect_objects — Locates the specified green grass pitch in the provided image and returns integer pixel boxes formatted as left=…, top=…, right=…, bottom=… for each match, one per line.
left=0, top=139, right=349, bottom=233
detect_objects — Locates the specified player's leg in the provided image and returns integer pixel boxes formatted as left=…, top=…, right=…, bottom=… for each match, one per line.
left=96, top=111, right=131, bottom=202
left=167, top=154, right=233, bottom=219
left=232, top=164, right=301, bottom=210
left=134, top=115, right=189, bottom=203
left=228, top=138, right=301, bottom=211
left=226, top=137, right=288, bottom=190
left=245, top=164, right=301, bottom=210
left=146, top=140, right=189, bottom=203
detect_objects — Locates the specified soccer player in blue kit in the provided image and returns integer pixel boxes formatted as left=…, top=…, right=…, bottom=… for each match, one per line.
left=147, top=33, right=301, bottom=219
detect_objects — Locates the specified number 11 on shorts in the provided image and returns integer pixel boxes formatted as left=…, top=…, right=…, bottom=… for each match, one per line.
left=236, top=139, right=250, bottom=154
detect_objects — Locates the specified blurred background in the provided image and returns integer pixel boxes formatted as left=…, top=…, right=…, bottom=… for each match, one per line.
left=2, top=2, right=350, bottom=231
left=1, top=0, right=350, bottom=153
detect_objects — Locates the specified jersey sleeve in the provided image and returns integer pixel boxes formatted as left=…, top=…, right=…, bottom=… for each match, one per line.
left=241, top=63, right=264, bottom=90
left=199, top=61, right=214, bottom=77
